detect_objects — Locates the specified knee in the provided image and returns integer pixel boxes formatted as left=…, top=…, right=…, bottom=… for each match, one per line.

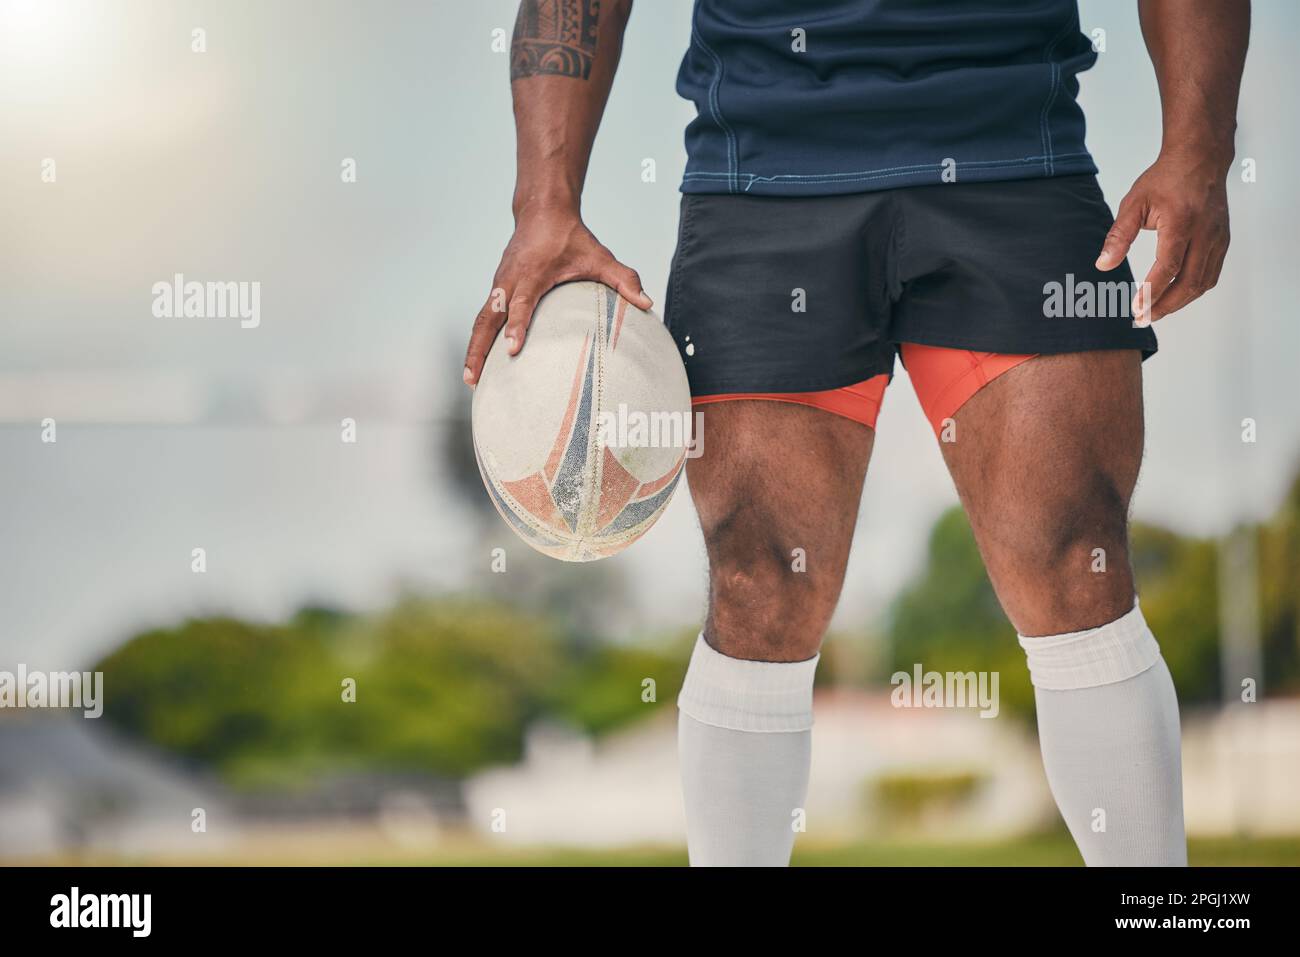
left=1006, top=468, right=1135, bottom=632
left=1036, top=468, right=1131, bottom=575
left=704, top=515, right=836, bottom=661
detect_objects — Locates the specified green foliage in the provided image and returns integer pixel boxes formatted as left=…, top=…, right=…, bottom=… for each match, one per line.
left=1259, top=469, right=1300, bottom=696
left=887, top=473, right=1300, bottom=721
left=542, top=638, right=688, bottom=734
left=886, top=507, right=1036, bottom=720
left=872, top=770, right=985, bottom=826
left=1128, top=524, right=1220, bottom=703
left=94, top=599, right=681, bottom=786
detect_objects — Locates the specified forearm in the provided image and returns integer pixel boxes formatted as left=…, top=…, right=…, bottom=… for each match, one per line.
left=510, top=0, right=633, bottom=219
left=1138, top=0, right=1249, bottom=174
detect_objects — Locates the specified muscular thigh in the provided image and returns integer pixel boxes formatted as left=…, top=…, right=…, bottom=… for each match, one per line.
left=687, top=400, right=873, bottom=661
left=938, top=350, right=1144, bottom=636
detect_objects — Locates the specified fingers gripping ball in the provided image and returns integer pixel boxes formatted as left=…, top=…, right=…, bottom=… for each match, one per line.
left=472, top=281, right=692, bottom=561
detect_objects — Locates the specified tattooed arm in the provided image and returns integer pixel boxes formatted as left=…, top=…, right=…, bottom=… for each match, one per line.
left=465, top=0, right=648, bottom=386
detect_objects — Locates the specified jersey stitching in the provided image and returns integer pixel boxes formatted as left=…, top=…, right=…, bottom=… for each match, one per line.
left=1039, top=17, right=1078, bottom=175
left=682, top=152, right=1093, bottom=190
left=690, top=21, right=738, bottom=194
left=1041, top=61, right=1064, bottom=175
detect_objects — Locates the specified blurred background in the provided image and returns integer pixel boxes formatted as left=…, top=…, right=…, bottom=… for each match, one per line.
left=1, top=0, right=1297, bottom=865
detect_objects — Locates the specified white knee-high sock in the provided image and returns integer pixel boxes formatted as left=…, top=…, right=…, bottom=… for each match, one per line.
left=1018, top=601, right=1187, bottom=866
left=677, top=633, right=819, bottom=866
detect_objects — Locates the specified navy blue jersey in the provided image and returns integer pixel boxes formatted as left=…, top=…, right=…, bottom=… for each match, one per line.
left=676, top=0, right=1099, bottom=195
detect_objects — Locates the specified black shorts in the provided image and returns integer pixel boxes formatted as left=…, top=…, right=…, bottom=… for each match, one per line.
left=663, top=174, right=1156, bottom=398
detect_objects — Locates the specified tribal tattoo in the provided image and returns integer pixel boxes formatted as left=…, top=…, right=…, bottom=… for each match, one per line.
left=511, top=0, right=601, bottom=80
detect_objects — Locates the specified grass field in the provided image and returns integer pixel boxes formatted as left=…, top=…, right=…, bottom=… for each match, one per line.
left=12, top=833, right=1300, bottom=867
left=415, top=835, right=1300, bottom=867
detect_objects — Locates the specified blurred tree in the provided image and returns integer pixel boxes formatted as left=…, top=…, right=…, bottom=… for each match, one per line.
left=95, top=598, right=684, bottom=787
left=886, top=507, right=1036, bottom=719
left=1129, top=523, right=1220, bottom=705
left=1259, top=467, right=1300, bottom=694
left=884, top=502, right=1267, bottom=720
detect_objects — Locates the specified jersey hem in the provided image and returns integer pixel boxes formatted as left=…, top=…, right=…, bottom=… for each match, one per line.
left=680, top=153, right=1099, bottom=197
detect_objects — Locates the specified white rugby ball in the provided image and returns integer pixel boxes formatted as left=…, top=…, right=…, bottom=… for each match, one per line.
left=472, top=281, right=692, bottom=562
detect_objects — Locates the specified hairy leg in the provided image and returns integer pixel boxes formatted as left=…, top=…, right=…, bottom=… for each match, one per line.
left=938, top=350, right=1185, bottom=866
left=688, top=400, right=874, bottom=662
left=938, top=350, right=1143, bottom=636
left=678, top=399, right=872, bottom=865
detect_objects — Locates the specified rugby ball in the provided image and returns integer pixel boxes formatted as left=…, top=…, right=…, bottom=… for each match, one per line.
left=472, top=281, right=691, bottom=562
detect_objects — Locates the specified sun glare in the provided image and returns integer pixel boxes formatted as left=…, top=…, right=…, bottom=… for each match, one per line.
left=0, top=0, right=99, bottom=68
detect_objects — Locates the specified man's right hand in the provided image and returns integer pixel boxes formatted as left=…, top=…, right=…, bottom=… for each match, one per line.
left=463, top=208, right=651, bottom=387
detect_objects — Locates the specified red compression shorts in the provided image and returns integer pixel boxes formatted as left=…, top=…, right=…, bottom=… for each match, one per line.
left=691, top=344, right=1037, bottom=435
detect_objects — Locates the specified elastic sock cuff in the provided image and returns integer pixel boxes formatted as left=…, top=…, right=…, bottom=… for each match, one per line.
left=676, top=633, right=819, bottom=732
left=1017, top=600, right=1161, bottom=691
